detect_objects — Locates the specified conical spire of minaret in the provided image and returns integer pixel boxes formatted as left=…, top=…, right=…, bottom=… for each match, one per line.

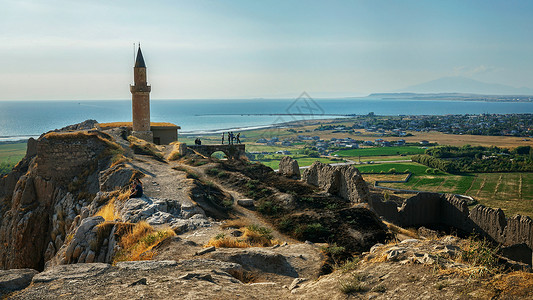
left=135, top=46, right=146, bottom=68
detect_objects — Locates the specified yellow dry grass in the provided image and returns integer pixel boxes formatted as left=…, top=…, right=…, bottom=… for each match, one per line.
left=113, top=221, right=176, bottom=263
left=490, top=271, right=533, bottom=298
left=205, top=223, right=281, bottom=248
left=44, top=130, right=97, bottom=139
left=167, top=142, right=185, bottom=161
left=127, top=135, right=164, bottom=159
left=383, top=221, right=419, bottom=239
left=95, top=201, right=120, bottom=222
left=207, top=237, right=251, bottom=248
left=221, top=219, right=249, bottom=229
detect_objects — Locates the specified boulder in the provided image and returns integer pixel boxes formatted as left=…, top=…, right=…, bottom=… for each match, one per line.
left=237, top=199, right=254, bottom=207
left=99, top=165, right=136, bottom=192
left=0, top=269, right=38, bottom=297
left=278, top=156, right=301, bottom=179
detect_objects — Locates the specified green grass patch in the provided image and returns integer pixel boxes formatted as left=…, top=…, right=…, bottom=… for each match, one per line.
left=0, top=142, right=27, bottom=175
left=333, top=146, right=427, bottom=157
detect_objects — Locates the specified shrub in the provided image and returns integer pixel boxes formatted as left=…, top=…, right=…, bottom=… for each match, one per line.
left=338, top=273, right=368, bottom=294
left=294, top=222, right=328, bottom=241
left=206, top=168, right=220, bottom=176
left=338, top=257, right=361, bottom=272
left=460, top=236, right=500, bottom=276
left=257, top=201, right=280, bottom=216
left=278, top=218, right=294, bottom=233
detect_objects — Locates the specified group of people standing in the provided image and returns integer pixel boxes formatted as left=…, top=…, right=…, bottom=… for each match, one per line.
left=221, top=132, right=240, bottom=144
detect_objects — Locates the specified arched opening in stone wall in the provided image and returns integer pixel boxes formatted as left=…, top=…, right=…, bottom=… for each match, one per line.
left=211, top=151, right=228, bottom=160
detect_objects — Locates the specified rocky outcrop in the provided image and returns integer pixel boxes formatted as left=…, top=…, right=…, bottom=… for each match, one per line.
left=52, top=119, right=99, bottom=132
left=118, top=196, right=209, bottom=231
left=302, top=161, right=369, bottom=203
left=278, top=156, right=300, bottom=179
left=0, top=126, right=131, bottom=271
left=98, top=164, right=137, bottom=192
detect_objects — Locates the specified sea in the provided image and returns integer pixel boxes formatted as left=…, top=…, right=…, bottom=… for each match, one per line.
left=1, top=98, right=533, bottom=142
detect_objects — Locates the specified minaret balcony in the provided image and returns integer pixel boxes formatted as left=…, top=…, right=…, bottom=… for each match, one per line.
left=130, top=85, right=152, bottom=93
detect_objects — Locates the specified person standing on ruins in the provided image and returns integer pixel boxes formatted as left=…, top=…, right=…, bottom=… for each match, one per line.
left=221, top=132, right=225, bottom=144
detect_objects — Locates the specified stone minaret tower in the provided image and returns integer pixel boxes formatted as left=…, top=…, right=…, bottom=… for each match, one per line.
left=130, top=46, right=153, bottom=142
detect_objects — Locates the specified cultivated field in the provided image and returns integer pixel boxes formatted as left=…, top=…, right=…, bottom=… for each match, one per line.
left=361, top=162, right=533, bottom=218
left=333, top=146, right=426, bottom=157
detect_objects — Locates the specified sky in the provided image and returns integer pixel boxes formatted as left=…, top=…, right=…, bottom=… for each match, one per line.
left=1, top=0, right=532, bottom=100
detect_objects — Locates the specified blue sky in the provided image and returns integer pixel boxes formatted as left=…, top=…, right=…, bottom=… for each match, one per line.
left=1, top=0, right=532, bottom=100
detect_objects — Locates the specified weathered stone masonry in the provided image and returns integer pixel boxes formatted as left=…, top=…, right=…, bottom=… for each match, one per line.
left=369, top=192, right=533, bottom=265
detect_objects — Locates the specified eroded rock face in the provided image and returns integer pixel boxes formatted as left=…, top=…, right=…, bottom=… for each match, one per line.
left=278, top=156, right=300, bottom=180
left=302, top=162, right=369, bottom=203
left=0, top=124, right=129, bottom=271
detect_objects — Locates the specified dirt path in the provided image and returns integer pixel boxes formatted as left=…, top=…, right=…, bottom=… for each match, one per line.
left=169, top=161, right=298, bottom=244
left=128, top=150, right=296, bottom=244
left=129, top=155, right=195, bottom=206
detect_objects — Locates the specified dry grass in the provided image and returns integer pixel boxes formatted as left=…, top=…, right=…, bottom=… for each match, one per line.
left=44, top=130, right=120, bottom=148
left=207, top=237, right=251, bottom=248
left=383, top=221, right=419, bottom=239
left=490, top=271, right=533, bottom=298
left=95, top=201, right=120, bottom=221
left=227, top=269, right=257, bottom=283
left=221, top=219, right=249, bottom=229
left=205, top=224, right=280, bottom=248
left=113, top=221, right=176, bottom=263
left=127, top=135, right=164, bottom=160
left=110, top=153, right=128, bottom=167
left=167, top=142, right=186, bottom=161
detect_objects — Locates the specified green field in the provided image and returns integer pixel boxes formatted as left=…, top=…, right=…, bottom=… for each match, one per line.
left=0, top=142, right=26, bottom=174
left=365, top=161, right=533, bottom=217
left=258, top=155, right=341, bottom=170
left=333, top=146, right=427, bottom=157
left=356, top=162, right=434, bottom=175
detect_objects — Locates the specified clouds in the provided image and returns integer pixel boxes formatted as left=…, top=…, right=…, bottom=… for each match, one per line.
left=0, top=0, right=532, bottom=100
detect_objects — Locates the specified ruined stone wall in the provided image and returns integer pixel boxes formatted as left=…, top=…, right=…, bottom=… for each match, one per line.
left=35, top=135, right=107, bottom=182
left=368, top=192, right=533, bottom=264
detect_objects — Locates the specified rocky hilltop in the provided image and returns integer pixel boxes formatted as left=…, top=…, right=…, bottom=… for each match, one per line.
left=0, top=121, right=532, bottom=299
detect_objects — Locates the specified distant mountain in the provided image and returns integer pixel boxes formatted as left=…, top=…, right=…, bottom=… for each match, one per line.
left=399, top=76, right=533, bottom=95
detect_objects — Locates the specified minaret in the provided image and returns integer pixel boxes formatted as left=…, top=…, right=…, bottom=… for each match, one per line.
left=130, top=46, right=153, bottom=142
